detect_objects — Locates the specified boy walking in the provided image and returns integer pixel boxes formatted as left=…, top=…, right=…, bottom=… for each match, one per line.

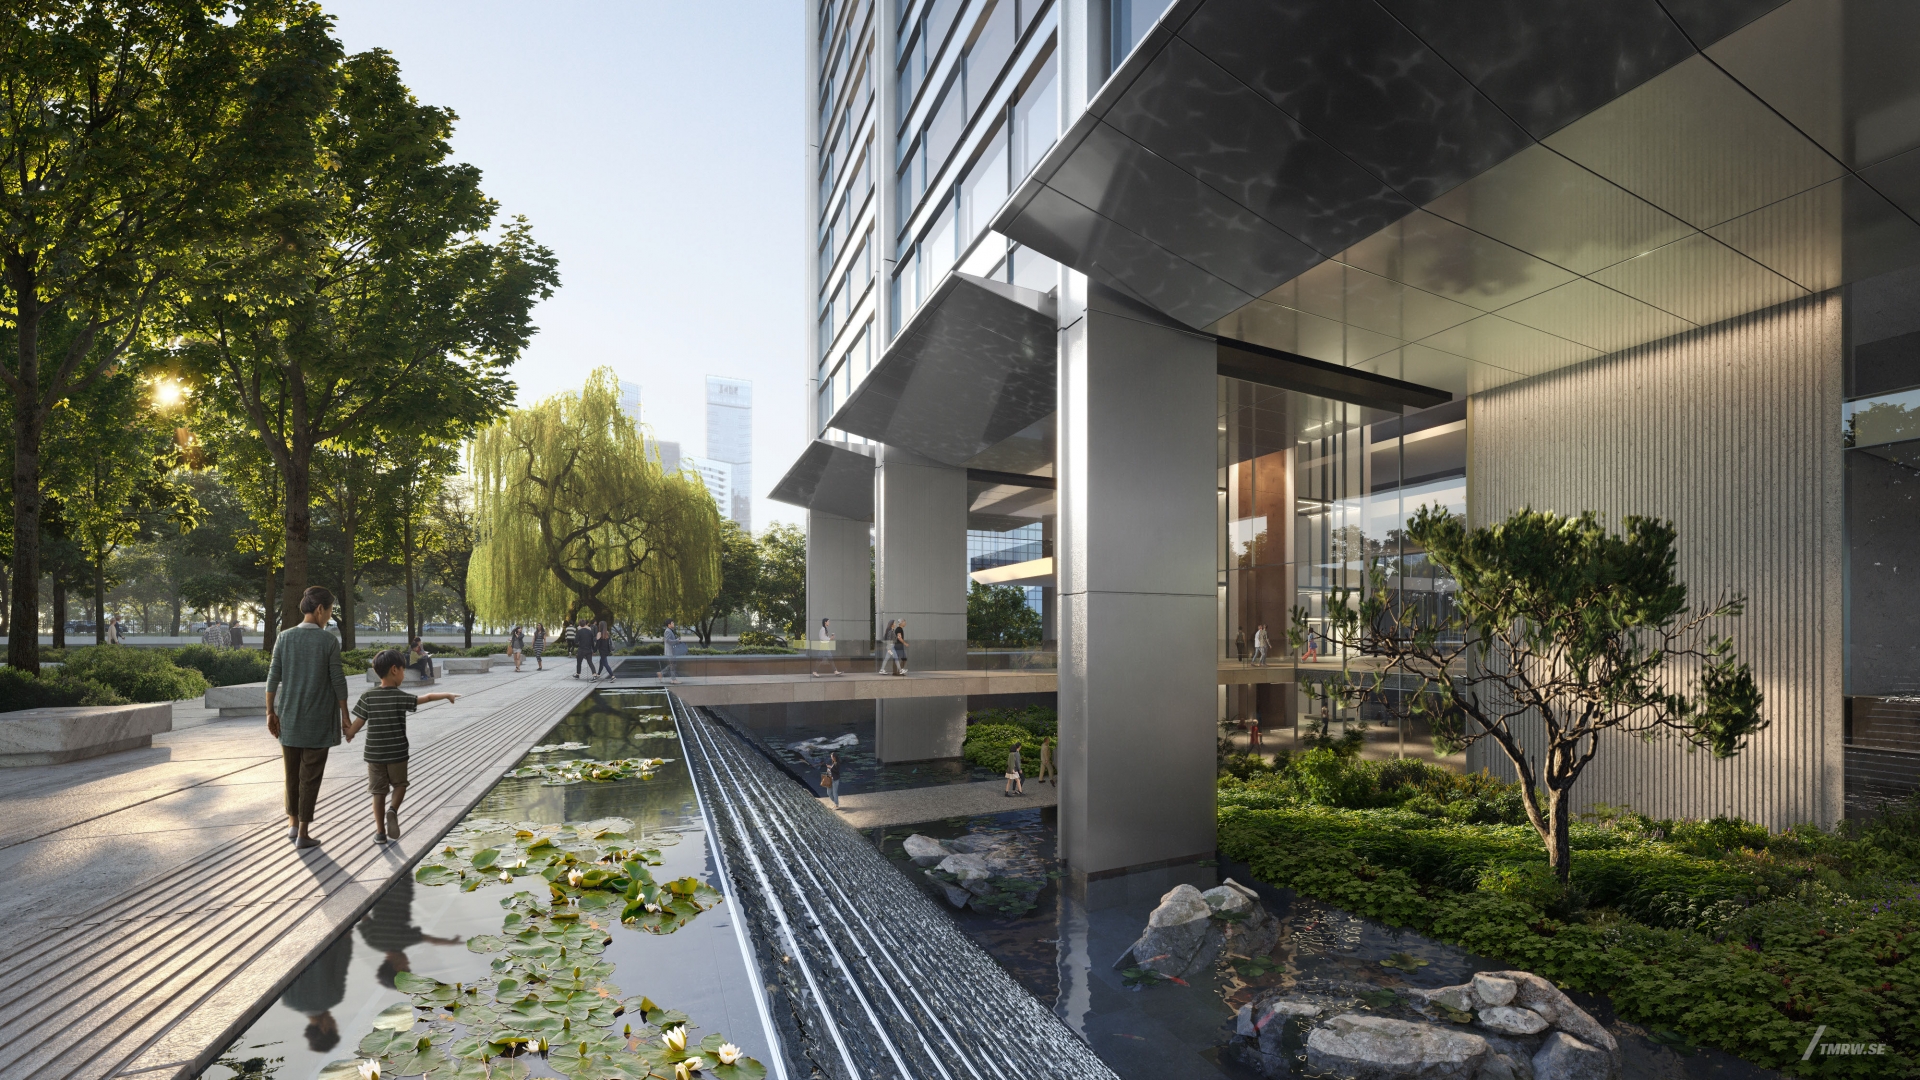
left=349, top=649, right=461, bottom=844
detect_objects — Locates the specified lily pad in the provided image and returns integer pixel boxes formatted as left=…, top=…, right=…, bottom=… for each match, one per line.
left=372, top=1002, right=417, bottom=1031
left=1380, top=952, right=1430, bottom=973
left=414, top=864, right=463, bottom=886
left=470, top=848, right=501, bottom=870
left=465, top=934, right=506, bottom=954
left=392, top=971, right=442, bottom=994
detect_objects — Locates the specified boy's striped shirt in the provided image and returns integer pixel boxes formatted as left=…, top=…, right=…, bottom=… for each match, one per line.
left=353, top=687, right=419, bottom=763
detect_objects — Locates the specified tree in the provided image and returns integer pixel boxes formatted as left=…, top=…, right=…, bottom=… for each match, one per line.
left=967, top=582, right=1042, bottom=647
left=179, top=46, right=557, bottom=632
left=423, top=478, right=477, bottom=648
left=750, top=523, right=805, bottom=641
left=0, top=0, right=337, bottom=671
left=690, top=518, right=758, bottom=646
left=1296, top=507, right=1765, bottom=883
left=312, top=441, right=375, bottom=648
left=364, top=431, right=453, bottom=644
left=470, top=369, right=720, bottom=629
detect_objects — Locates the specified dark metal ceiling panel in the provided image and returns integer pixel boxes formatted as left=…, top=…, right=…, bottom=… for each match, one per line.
left=1379, top=0, right=1696, bottom=139
left=1660, top=0, right=1796, bottom=50
left=767, top=439, right=875, bottom=521
left=831, top=273, right=1059, bottom=466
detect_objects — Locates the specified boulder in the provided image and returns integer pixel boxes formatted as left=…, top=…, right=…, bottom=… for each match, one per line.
left=924, top=872, right=972, bottom=909
left=935, top=852, right=993, bottom=884
left=1471, top=973, right=1517, bottom=1007
left=902, top=834, right=950, bottom=866
left=1407, top=984, right=1478, bottom=1016
left=1236, top=996, right=1324, bottom=1037
left=1479, top=1051, right=1535, bottom=1080
left=1477, top=1006, right=1549, bottom=1037
left=1532, top=1033, right=1610, bottom=1080
left=1490, top=972, right=1618, bottom=1073
left=944, top=832, right=1005, bottom=854
left=1115, top=884, right=1216, bottom=978
left=1305, top=1014, right=1489, bottom=1080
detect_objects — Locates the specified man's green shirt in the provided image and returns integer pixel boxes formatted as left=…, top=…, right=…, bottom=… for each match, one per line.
left=266, top=622, right=348, bottom=748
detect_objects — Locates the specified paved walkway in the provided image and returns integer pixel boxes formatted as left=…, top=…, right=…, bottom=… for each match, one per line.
left=823, top=777, right=1060, bottom=828
left=0, top=665, right=591, bottom=1080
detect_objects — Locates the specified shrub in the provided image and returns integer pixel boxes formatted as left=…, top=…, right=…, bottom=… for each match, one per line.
left=736, top=629, right=789, bottom=650
left=169, top=645, right=270, bottom=687
left=0, top=667, right=126, bottom=712
left=962, top=723, right=1035, bottom=769
left=969, top=705, right=1056, bottom=740
left=59, top=647, right=208, bottom=703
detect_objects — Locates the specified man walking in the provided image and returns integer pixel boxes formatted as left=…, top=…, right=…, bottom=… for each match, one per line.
left=661, top=619, right=682, bottom=684
left=1253, top=623, right=1271, bottom=667
left=267, top=586, right=351, bottom=850
left=573, top=617, right=593, bottom=678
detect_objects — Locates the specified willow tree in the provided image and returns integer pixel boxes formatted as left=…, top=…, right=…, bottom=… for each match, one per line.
left=470, top=369, right=720, bottom=630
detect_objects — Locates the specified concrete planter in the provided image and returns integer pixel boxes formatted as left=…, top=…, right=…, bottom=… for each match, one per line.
left=440, top=657, right=491, bottom=675
left=204, top=682, right=268, bottom=717
left=0, top=701, right=172, bottom=766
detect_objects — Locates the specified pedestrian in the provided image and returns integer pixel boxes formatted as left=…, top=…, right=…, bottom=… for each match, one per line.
left=531, top=623, right=547, bottom=670
left=229, top=618, right=245, bottom=650
left=266, top=586, right=351, bottom=850
left=105, top=614, right=122, bottom=645
left=659, top=619, right=680, bottom=683
left=825, top=750, right=844, bottom=809
left=572, top=618, right=591, bottom=679
left=406, top=637, right=434, bottom=682
left=1005, top=740, right=1024, bottom=796
left=509, top=625, right=524, bottom=672
left=1037, top=734, right=1055, bottom=786
left=596, top=619, right=616, bottom=680
left=1248, top=715, right=1263, bottom=753
left=347, top=649, right=461, bottom=844
left=1235, top=628, right=1246, bottom=662
left=1253, top=623, right=1270, bottom=667
left=877, top=619, right=898, bottom=674
left=811, top=616, right=840, bottom=677
left=890, top=618, right=909, bottom=675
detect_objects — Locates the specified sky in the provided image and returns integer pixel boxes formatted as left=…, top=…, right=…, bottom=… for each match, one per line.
left=322, top=0, right=810, bottom=531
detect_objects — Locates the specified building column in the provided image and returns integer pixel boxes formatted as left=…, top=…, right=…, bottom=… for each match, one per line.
left=873, top=444, right=968, bottom=761
left=1058, top=282, right=1219, bottom=877
left=806, top=510, right=872, bottom=656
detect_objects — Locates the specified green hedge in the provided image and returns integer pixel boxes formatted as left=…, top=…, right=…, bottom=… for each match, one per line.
left=0, top=666, right=127, bottom=711
left=168, top=645, right=270, bottom=687
left=1218, top=799, right=1920, bottom=1075
left=58, top=647, right=208, bottom=703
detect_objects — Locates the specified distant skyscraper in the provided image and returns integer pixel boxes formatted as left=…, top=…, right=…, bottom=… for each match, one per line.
left=619, top=379, right=681, bottom=473
left=706, top=376, right=752, bottom=531
left=618, top=380, right=642, bottom=423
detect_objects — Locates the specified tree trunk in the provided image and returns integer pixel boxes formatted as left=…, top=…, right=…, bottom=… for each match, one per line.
left=1545, top=784, right=1573, bottom=884
left=261, top=565, right=280, bottom=652
left=169, top=599, right=181, bottom=636
left=339, top=528, right=357, bottom=651
left=279, top=440, right=312, bottom=630
left=8, top=338, right=42, bottom=671
left=403, top=516, right=417, bottom=644
left=50, top=579, right=66, bottom=650
left=93, top=553, right=106, bottom=645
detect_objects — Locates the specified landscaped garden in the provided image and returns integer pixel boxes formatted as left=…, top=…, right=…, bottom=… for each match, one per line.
left=1217, top=740, right=1919, bottom=1075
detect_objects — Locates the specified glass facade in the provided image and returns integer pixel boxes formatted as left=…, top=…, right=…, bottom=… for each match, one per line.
left=814, top=0, right=877, bottom=436
left=967, top=523, right=1045, bottom=614
left=1219, top=379, right=1465, bottom=756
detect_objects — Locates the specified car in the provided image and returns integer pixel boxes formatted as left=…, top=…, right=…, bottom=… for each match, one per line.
left=64, top=619, right=101, bottom=634
left=422, top=622, right=462, bottom=633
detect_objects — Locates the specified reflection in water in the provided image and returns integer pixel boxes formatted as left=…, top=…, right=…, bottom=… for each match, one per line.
left=277, top=932, right=351, bottom=1054
left=356, top=877, right=462, bottom=989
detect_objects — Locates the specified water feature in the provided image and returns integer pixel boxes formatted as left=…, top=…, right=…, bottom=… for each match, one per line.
left=712, top=701, right=997, bottom=796
left=202, top=689, right=775, bottom=1080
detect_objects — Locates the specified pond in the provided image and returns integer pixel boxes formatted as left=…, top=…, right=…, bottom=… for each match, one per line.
left=202, top=689, right=775, bottom=1080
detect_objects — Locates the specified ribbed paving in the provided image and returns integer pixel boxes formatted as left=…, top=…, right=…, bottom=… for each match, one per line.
left=673, top=698, right=1117, bottom=1080
left=0, top=678, right=591, bottom=1080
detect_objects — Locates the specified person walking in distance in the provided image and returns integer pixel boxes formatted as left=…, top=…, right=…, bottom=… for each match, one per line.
left=825, top=750, right=844, bottom=810
left=531, top=623, right=547, bottom=671
left=659, top=619, right=681, bottom=683
left=1037, top=734, right=1055, bottom=787
left=572, top=618, right=590, bottom=678
left=1235, top=628, right=1246, bottom=663
left=509, top=625, right=525, bottom=672
left=347, top=649, right=460, bottom=844
left=877, top=620, right=898, bottom=674
left=1004, top=740, right=1025, bottom=797
left=1253, top=623, right=1271, bottom=667
left=890, top=618, right=909, bottom=675
left=1248, top=714, right=1263, bottom=754
left=595, top=620, right=615, bottom=680
left=811, top=616, right=840, bottom=677
left=267, top=586, right=351, bottom=850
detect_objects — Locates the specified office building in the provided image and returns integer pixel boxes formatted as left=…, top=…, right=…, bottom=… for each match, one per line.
left=618, top=379, right=682, bottom=472
left=774, top=0, right=1920, bottom=879
left=707, top=376, right=754, bottom=531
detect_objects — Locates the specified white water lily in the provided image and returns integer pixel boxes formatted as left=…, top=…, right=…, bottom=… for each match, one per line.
left=673, top=1064, right=693, bottom=1080
left=357, top=1060, right=381, bottom=1080
left=716, top=1043, right=742, bottom=1065
left=499, top=871, right=512, bottom=883
left=661, top=1026, right=687, bottom=1053
left=567, top=867, right=584, bottom=887
left=683, top=1056, right=705, bottom=1073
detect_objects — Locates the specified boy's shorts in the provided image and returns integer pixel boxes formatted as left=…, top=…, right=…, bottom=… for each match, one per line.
left=367, top=760, right=409, bottom=797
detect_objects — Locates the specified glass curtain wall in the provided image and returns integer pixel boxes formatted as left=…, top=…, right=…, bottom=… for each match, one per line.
left=814, top=0, right=878, bottom=436
left=1219, top=378, right=1465, bottom=762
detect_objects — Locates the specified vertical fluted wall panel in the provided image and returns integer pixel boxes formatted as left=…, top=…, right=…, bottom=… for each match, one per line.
left=1467, top=295, right=1846, bottom=830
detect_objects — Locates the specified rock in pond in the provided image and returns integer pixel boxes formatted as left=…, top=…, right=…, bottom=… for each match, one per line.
left=902, top=834, right=950, bottom=866
left=1305, top=1014, right=1489, bottom=1080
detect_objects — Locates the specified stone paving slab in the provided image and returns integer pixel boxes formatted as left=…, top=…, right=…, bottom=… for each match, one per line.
left=0, top=666, right=591, bottom=1080
left=823, top=777, right=1060, bottom=828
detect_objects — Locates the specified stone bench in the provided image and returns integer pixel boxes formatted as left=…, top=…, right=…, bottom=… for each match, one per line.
left=204, top=681, right=268, bottom=717
left=364, top=658, right=445, bottom=685
left=439, top=656, right=492, bottom=674
left=0, top=701, right=172, bottom=766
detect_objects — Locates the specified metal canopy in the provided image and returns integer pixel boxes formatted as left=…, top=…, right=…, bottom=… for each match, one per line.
left=1217, top=336, right=1449, bottom=412
left=993, top=0, right=1796, bottom=333
left=831, top=272, right=1057, bottom=467
left=766, top=439, right=875, bottom=521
